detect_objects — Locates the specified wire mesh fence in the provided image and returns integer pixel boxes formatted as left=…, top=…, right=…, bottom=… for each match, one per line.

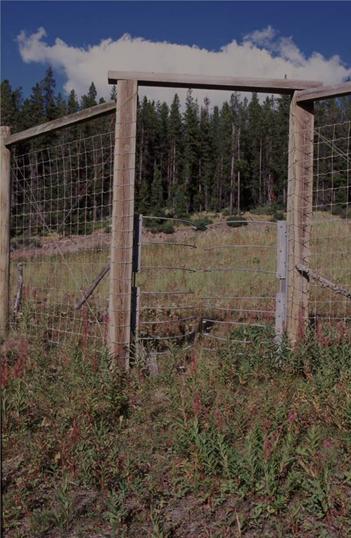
left=310, top=119, right=351, bottom=340
left=7, top=112, right=351, bottom=354
left=10, top=129, right=114, bottom=346
left=136, top=215, right=278, bottom=354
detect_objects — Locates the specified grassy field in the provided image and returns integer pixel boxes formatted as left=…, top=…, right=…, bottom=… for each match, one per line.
left=2, top=335, right=351, bottom=537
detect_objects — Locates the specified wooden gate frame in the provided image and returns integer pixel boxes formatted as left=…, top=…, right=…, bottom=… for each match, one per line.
left=1, top=71, right=350, bottom=365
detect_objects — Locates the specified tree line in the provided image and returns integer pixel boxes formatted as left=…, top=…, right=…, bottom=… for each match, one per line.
left=1, top=67, right=350, bottom=232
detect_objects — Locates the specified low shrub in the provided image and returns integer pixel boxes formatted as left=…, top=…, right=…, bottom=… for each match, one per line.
left=251, top=203, right=283, bottom=216
left=272, top=210, right=285, bottom=221
left=10, top=235, right=41, bottom=250
left=226, top=215, right=248, bottom=228
left=148, top=221, right=175, bottom=234
left=192, top=217, right=213, bottom=231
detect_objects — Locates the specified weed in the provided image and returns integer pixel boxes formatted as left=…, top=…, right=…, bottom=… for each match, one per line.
left=104, top=481, right=129, bottom=534
left=3, top=336, right=351, bottom=536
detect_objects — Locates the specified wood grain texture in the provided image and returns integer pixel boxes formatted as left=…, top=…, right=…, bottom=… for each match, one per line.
left=5, top=101, right=115, bottom=146
left=108, top=71, right=321, bottom=94
left=286, top=94, right=314, bottom=347
left=296, top=82, right=351, bottom=103
left=0, top=126, right=11, bottom=339
left=108, top=80, right=138, bottom=369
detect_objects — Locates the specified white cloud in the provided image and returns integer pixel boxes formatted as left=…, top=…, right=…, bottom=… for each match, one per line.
left=17, top=27, right=351, bottom=105
left=244, top=25, right=277, bottom=48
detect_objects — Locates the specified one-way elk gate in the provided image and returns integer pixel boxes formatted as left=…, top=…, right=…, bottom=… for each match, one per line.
left=1, top=73, right=350, bottom=368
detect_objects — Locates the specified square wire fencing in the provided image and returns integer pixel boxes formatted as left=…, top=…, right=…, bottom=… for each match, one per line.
left=310, top=120, right=351, bottom=339
left=10, top=128, right=114, bottom=347
left=136, top=215, right=279, bottom=356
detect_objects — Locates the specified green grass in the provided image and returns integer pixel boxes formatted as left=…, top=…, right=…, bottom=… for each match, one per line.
left=2, top=335, right=351, bottom=537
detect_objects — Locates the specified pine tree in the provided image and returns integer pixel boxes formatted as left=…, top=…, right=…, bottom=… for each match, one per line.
left=56, top=93, right=67, bottom=117
left=0, top=80, right=22, bottom=130
left=81, top=82, right=97, bottom=109
left=183, top=90, right=200, bottom=212
left=67, top=89, right=79, bottom=114
left=199, top=97, right=213, bottom=211
left=270, top=95, right=290, bottom=206
left=168, top=94, right=183, bottom=210
left=42, top=66, right=58, bottom=120
left=151, top=163, right=164, bottom=213
left=210, top=105, right=223, bottom=210
left=156, top=101, right=169, bottom=204
left=22, top=83, right=45, bottom=129
left=135, top=97, right=159, bottom=214
left=246, top=92, right=263, bottom=207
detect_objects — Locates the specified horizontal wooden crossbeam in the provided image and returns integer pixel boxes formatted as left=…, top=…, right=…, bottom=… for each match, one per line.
left=108, top=70, right=321, bottom=94
left=5, top=100, right=116, bottom=146
left=296, top=82, right=351, bottom=103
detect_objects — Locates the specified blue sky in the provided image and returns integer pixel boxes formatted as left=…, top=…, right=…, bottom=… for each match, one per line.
left=1, top=1, right=351, bottom=98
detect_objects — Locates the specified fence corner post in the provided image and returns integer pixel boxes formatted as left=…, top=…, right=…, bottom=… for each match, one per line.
left=0, top=126, right=11, bottom=341
left=108, top=80, right=138, bottom=370
left=286, top=93, right=314, bottom=348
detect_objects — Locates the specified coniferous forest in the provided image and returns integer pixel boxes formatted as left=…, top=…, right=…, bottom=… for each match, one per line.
left=1, top=67, right=351, bottom=225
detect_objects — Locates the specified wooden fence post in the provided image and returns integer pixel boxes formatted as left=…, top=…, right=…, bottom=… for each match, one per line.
left=0, top=126, right=11, bottom=340
left=286, top=93, right=314, bottom=347
left=108, top=80, right=138, bottom=369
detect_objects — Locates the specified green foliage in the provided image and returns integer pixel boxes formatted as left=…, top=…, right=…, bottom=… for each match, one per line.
left=81, top=82, right=97, bottom=109
left=191, top=216, right=213, bottom=231
left=272, top=210, right=285, bottom=221
left=151, top=165, right=164, bottom=212
left=250, top=203, right=284, bottom=217
left=3, top=337, right=351, bottom=536
left=104, top=482, right=129, bottom=532
left=175, top=418, right=240, bottom=478
left=144, top=217, right=175, bottom=234
left=30, top=476, right=75, bottom=536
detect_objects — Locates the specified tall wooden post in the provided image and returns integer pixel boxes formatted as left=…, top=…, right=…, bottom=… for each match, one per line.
left=108, top=80, right=138, bottom=369
left=286, top=93, right=314, bottom=347
left=0, top=126, right=11, bottom=340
